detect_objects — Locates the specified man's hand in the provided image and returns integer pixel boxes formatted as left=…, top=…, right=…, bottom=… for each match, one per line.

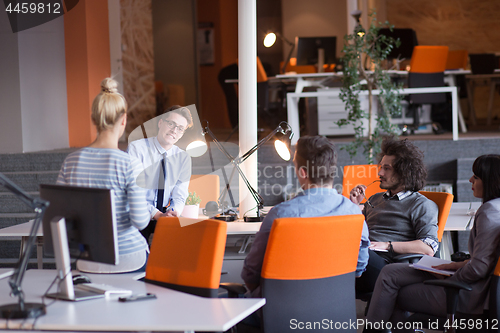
left=433, top=260, right=468, bottom=271
left=165, top=209, right=178, bottom=217
left=153, top=209, right=178, bottom=220
left=350, top=185, right=367, bottom=205
left=369, top=241, right=390, bottom=251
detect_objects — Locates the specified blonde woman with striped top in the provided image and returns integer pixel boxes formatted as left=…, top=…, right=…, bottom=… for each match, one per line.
left=57, top=78, right=149, bottom=273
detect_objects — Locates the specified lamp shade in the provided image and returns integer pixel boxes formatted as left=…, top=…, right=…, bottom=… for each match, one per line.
left=263, top=32, right=277, bottom=48
left=186, top=140, right=207, bottom=157
left=274, top=139, right=290, bottom=161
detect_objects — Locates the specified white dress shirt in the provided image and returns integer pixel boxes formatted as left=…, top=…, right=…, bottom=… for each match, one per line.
left=128, top=137, right=191, bottom=219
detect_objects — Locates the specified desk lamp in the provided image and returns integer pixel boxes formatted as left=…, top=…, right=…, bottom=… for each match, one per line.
left=201, top=121, right=293, bottom=222
left=264, top=32, right=295, bottom=74
left=351, top=10, right=365, bottom=38
left=0, top=173, right=48, bottom=319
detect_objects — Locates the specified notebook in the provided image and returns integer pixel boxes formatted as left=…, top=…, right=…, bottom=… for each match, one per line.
left=410, top=255, right=456, bottom=276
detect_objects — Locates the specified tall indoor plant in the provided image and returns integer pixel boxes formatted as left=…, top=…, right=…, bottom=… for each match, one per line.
left=338, top=11, right=403, bottom=163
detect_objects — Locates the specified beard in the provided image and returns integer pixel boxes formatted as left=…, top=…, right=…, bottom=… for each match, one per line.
left=379, top=177, right=403, bottom=191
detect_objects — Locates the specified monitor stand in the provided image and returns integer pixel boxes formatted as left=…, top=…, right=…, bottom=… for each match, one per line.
left=317, top=47, right=325, bottom=72
left=45, top=217, right=104, bottom=302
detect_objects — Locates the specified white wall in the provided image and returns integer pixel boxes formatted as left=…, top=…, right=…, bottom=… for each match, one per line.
left=0, top=9, right=69, bottom=153
left=281, top=0, right=348, bottom=60
left=0, top=4, right=24, bottom=153
left=108, top=0, right=124, bottom=95
left=18, top=17, right=69, bottom=153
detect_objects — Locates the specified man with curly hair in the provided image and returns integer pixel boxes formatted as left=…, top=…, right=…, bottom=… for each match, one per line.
left=350, top=137, right=438, bottom=294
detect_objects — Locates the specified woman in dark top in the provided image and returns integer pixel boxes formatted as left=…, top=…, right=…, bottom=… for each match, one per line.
left=364, top=154, right=500, bottom=330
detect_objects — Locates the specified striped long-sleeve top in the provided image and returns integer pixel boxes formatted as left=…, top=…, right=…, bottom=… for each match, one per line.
left=56, top=148, right=149, bottom=257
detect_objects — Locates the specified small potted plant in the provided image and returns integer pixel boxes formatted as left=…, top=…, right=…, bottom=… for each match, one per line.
left=182, top=191, right=202, bottom=218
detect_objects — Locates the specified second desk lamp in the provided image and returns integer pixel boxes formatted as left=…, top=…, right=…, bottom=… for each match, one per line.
left=192, top=121, right=293, bottom=222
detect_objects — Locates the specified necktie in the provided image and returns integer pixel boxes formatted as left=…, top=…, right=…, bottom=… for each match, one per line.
left=156, top=157, right=166, bottom=213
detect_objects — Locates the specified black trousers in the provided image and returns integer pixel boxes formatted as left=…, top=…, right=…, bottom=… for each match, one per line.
left=140, top=219, right=157, bottom=244
left=356, top=249, right=391, bottom=294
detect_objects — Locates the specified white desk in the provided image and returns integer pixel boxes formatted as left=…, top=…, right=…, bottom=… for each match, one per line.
left=276, top=70, right=408, bottom=94
left=0, top=270, right=265, bottom=332
left=226, top=220, right=261, bottom=234
left=440, top=201, right=482, bottom=260
left=0, top=219, right=262, bottom=269
left=444, top=201, right=481, bottom=231
left=0, top=221, right=43, bottom=269
left=287, top=86, right=459, bottom=145
left=277, top=69, right=498, bottom=94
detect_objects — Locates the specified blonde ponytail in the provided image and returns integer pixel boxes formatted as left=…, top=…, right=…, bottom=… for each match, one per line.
left=91, top=78, right=127, bottom=132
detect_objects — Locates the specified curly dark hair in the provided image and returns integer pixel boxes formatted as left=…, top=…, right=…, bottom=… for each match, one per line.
left=295, top=136, right=337, bottom=186
left=378, top=137, right=427, bottom=191
left=472, top=154, right=500, bottom=203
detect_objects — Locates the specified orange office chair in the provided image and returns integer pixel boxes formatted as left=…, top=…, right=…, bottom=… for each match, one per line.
left=187, top=174, right=220, bottom=208
left=145, top=217, right=227, bottom=298
left=259, top=215, right=364, bottom=332
left=419, top=191, right=453, bottom=244
left=404, top=46, right=449, bottom=134
left=341, top=164, right=384, bottom=205
left=394, top=191, right=454, bottom=263
left=445, top=50, right=468, bottom=70
left=281, top=57, right=321, bottom=74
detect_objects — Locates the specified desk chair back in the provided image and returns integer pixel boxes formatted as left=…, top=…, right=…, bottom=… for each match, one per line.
left=469, top=53, right=497, bottom=75
left=408, top=46, right=449, bottom=105
left=145, top=217, right=227, bottom=298
left=188, top=174, right=220, bottom=207
left=410, top=46, right=449, bottom=74
left=260, top=215, right=365, bottom=332
left=446, top=50, right=468, bottom=70
left=342, top=165, right=384, bottom=203
left=282, top=57, right=317, bottom=74
left=419, top=191, right=453, bottom=242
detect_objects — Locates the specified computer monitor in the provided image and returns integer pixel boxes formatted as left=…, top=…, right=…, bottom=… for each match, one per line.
left=39, top=184, right=118, bottom=301
left=469, top=53, right=497, bottom=74
left=378, top=28, right=418, bottom=60
left=296, top=36, right=337, bottom=67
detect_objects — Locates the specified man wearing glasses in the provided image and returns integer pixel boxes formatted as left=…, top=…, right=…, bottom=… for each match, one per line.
left=128, top=105, right=193, bottom=243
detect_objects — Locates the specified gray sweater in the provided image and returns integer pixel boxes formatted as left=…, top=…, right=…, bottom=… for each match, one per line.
left=363, top=192, right=438, bottom=245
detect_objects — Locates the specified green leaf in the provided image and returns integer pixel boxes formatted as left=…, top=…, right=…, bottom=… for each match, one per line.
left=337, top=10, right=401, bottom=163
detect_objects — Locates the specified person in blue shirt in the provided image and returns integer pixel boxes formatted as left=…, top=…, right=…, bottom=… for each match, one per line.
left=128, top=105, right=193, bottom=243
left=241, top=135, right=370, bottom=298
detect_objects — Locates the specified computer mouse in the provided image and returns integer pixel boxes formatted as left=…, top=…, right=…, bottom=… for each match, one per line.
left=72, top=274, right=92, bottom=285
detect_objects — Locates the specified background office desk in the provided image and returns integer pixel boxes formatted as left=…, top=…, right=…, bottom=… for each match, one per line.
left=0, top=219, right=262, bottom=280
left=465, top=73, right=500, bottom=126
left=440, top=201, right=482, bottom=260
left=222, top=221, right=261, bottom=284
left=286, top=86, right=459, bottom=145
left=0, top=220, right=43, bottom=269
left=279, top=70, right=472, bottom=139
left=276, top=70, right=409, bottom=94
left=0, top=270, right=265, bottom=332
